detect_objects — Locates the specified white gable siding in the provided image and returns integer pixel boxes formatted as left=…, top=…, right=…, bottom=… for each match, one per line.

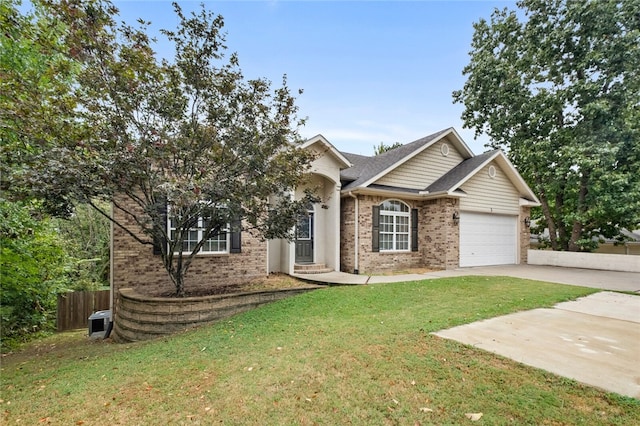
left=460, top=162, right=520, bottom=214
left=374, top=140, right=464, bottom=189
left=308, top=144, right=342, bottom=184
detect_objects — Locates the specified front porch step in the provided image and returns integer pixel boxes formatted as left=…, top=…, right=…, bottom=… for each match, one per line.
left=294, top=263, right=333, bottom=274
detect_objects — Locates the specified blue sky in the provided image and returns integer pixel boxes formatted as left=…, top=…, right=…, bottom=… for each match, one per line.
left=114, top=0, right=517, bottom=155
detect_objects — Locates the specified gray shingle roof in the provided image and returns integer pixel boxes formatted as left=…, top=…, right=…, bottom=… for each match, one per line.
left=340, top=128, right=452, bottom=190
left=366, top=184, right=422, bottom=194
left=340, top=152, right=371, bottom=182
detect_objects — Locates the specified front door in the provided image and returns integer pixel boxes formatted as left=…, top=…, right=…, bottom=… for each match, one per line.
left=295, top=209, right=314, bottom=263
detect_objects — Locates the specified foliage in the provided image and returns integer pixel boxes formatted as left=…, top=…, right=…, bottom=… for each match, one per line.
left=1, top=1, right=107, bottom=346
left=5, top=278, right=637, bottom=424
left=453, top=0, right=640, bottom=251
left=54, top=201, right=111, bottom=290
left=0, top=199, right=72, bottom=350
left=5, top=1, right=316, bottom=296
left=0, top=0, right=84, bottom=216
left=373, top=141, right=403, bottom=155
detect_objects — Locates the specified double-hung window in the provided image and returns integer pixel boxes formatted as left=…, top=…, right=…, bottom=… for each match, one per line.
left=379, top=200, right=410, bottom=251
left=168, top=207, right=229, bottom=254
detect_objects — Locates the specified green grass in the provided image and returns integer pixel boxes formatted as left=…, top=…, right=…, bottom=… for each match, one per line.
left=2, top=276, right=639, bottom=425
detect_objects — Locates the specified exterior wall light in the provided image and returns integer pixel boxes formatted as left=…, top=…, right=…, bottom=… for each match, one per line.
left=524, top=217, right=531, bottom=228
left=452, top=211, right=460, bottom=225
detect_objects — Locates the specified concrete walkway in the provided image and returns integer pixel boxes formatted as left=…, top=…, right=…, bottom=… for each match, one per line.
left=434, top=291, right=640, bottom=398
left=293, top=264, right=640, bottom=292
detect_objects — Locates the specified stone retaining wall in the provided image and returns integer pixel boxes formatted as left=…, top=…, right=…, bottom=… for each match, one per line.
left=113, top=285, right=323, bottom=342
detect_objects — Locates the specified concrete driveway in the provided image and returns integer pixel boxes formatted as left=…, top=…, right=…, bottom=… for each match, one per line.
left=297, top=264, right=640, bottom=292
left=434, top=291, right=640, bottom=398
left=418, top=264, right=640, bottom=292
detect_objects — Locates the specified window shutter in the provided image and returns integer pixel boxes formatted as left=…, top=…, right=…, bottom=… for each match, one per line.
left=153, top=197, right=167, bottom=255
left=230, top=217, right=242, bottom=253
left=372, top=205, right=380, bottom=252
left=411, top=208, right=418, bottom=252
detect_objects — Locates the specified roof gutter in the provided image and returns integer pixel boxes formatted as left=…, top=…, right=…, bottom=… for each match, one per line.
left=348, top=191, right=359, bottom=274
left=342, top=187, right=465, bottom=200
left=519, top=198, right=542, bottom=207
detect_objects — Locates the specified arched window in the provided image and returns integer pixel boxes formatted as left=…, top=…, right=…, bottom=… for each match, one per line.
left=378, top=200, right=410, bottom=251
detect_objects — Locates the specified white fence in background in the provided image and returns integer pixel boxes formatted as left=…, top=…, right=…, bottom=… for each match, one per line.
left=528, top=250, right=640, bottom=273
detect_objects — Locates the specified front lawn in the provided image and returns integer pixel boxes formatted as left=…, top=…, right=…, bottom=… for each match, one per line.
left=2, top=276, right=638, bottom=425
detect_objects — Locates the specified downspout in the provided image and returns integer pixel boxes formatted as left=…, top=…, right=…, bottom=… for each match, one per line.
left=105, top=202, right=115, bottom=338
left=265, top=219, right=270, bottom=274
left=289, top=190, right=296, bottom=275
left=348, top=192, right=359, bottom=274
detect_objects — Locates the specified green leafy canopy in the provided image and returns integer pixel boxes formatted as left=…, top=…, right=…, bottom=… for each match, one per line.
left=3, top=0, right=316, bottom=296
left=453, top=0, right=640, bottom=251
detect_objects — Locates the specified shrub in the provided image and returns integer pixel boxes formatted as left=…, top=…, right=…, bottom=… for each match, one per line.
left=55, top=202, right=111, bottom=291
left=0, top=199, right=72, bottom=350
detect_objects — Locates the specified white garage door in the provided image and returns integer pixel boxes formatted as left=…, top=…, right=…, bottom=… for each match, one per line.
left=460, top=212, right=517, bottom=267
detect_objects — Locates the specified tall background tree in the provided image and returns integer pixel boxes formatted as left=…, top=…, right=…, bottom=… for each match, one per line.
left=1, top=0, right=83, bottom=347
left=453, top=0, right=640, bottom=251
left=1, top=0, right=84, bottom=214
left=4, top=0, right=315, bottom=298
left=2, top=1, right=112, bottom=348
left=373, top=141, right=403, bottom=155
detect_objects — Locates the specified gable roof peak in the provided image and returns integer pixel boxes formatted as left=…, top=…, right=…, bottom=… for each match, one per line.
left=302, top=134, right=352, bottom=168
left=340, top=127, right=474, bottom=190
left=425, top=148, right=539, bottom=204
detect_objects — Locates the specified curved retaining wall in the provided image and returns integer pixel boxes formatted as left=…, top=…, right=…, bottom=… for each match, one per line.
left=114, top=285, right=323, bottom=342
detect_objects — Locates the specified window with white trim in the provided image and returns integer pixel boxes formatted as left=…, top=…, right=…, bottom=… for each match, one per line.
left=168, top=207, right=229, bottom=254
left=379, top=200, right=410, bottom=251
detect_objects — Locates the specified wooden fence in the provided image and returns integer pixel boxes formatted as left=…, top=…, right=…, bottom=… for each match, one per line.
left=57, top=290, right=110, bottom=332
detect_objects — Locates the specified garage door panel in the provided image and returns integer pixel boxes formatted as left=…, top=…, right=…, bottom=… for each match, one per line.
left=460, top=212, right=517, bottom=267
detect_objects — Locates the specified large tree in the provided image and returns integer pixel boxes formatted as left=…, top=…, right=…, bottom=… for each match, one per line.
left=7, top=0, right=316, bottom=296
left=373, top=141, right=403, bottom=155
left=1, top=0, right=85, bottom=215
left=453, top=0, right=640, bottom=251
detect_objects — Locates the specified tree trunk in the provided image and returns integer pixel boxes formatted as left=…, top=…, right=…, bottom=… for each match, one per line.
left=568, top=175, right=589, bottom=252
left=534, top=176, right=560, bottom=250
left=554, top=185, right=569, bottom=251
left=168, top=264, right=186, bottom=297
left=568, top=220, right=583, bottom=252
left=539, top=194, right=559, bottom=250
left=174, top=274, right=185, bottom=297
left=168, top=253, right=187, bottom=297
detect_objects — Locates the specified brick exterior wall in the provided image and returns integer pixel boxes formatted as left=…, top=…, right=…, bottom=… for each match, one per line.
left=340, top=195, right=461, bottom=274
left=112, top=197, right=268, bottom=304
left=340, top=197, right=356, bottom=273
left=113, top=194, right=528, bottom=301
left=520, top=206, right=531, bottom=264
left=420, top=198, right=460, bottom=270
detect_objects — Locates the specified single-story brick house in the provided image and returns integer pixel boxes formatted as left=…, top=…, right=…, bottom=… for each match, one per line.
left=111, top=127, right=539, bottom=297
